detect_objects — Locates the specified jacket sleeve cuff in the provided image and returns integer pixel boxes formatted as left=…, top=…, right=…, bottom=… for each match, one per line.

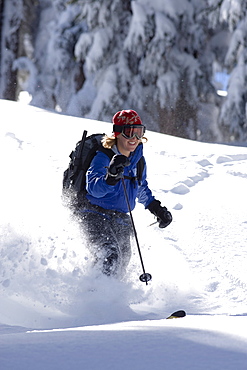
left=146, top=199, right=161, bottom=215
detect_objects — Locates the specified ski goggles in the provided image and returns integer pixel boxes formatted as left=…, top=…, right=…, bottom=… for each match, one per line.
left=113, top=124, right=146, bottom=139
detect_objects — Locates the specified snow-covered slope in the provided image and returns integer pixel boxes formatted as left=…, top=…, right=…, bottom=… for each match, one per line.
left=0, top=100, right=247, bottom=369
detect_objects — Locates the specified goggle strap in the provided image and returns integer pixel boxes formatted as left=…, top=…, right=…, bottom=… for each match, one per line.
left=113, top=125, right=123, bottom=133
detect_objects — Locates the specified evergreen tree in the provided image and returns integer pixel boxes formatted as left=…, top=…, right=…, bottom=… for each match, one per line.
left=71, top=0, right=132, bottom=119
left=12, top=0, right=85, bottom=112
left=0, top=0, right=22, bottom=100
left=0, top=0, right=37, bottom=101
left=3, top=0, right=247, bottom=142
left=73, top=0, right=222, bottom=140
left=217, top=0, right=247, bottom=142
left=123, top=0, right=214, bottom=139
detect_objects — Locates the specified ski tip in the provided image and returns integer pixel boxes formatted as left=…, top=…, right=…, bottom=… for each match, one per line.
left=166, top=310, right=186, bottom=319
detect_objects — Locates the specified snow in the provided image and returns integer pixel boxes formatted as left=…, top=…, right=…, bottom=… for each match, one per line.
left=1, top=99, right=247, bottom=369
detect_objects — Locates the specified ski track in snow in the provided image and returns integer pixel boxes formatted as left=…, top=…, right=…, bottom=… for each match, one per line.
left=0, top=101, right=247, bottom=331
left=145, top=147, right=247, bottom=316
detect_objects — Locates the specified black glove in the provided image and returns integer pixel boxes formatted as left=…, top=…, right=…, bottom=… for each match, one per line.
left=147, top=199, right=172, bottom=228
left=105, top=154, right=130, bottom=186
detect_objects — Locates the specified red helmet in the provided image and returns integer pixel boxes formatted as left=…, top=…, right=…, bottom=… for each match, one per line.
left=112, top=110, right=143, bottom=136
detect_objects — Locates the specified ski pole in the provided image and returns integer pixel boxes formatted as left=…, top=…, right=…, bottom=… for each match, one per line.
left=121, top=178, right=152, bottom=285
left=148, top=220, right=158, bottom=227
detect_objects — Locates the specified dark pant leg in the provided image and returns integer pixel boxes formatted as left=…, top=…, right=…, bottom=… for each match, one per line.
left=110, top=213, right=132, bottom=276
left=79, top=209, right=132, bottom=278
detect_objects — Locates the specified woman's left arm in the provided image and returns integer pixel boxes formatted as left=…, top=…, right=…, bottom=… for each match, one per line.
left=137, top=159, right=155, bottom=207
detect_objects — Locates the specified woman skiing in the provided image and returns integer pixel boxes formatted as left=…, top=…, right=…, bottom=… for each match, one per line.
left=77, top=109, right=172, bottom=278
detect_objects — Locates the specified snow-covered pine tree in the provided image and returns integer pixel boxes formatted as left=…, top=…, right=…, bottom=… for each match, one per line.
left=74, top=0, right=222, bottom=140
left=72, top=0, right=133, bottom=119
left=12, top=0, right=85, bottom=112
left=5, top=0, right=246, bottom=142
left=217, top=0, right=247, bottom=142
left=123, top=0, right=208, bottom=139
left=0, top=0, right=38, bottom=101
left=0, top=0, right=23, bottom=100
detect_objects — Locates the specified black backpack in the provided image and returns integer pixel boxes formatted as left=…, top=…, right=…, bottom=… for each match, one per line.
left=63, top=130, right=144, bottom=196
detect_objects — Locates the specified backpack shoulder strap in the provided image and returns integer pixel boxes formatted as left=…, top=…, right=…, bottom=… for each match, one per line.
left=136, top=156, right=145, bottom=184
left=98, top=146, right=115, bottom=160
left=123, top=156, right=145, bottom=185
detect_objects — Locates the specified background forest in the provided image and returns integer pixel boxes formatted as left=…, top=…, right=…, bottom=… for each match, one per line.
left=0, top=0, right=247, bottom=143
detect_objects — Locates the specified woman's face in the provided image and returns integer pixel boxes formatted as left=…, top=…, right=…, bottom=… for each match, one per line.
left=116, top=134, right=140, bottom=157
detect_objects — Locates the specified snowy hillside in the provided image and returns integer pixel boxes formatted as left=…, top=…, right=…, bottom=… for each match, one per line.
left=0, top=100, right=247, bottom=369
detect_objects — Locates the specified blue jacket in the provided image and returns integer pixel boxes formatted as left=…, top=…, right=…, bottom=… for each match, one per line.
left=86, top=143, right=155, bottom=213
